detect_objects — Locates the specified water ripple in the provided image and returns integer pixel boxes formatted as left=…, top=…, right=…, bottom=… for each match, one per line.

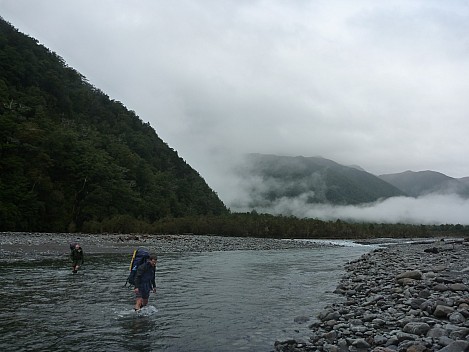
left=0, top=246, right=371, bottom=351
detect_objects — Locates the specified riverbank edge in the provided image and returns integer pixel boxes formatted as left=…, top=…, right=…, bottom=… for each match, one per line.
left=274, top=238, right=469, bottom=352
left=0, top=231, right=343, bottom=260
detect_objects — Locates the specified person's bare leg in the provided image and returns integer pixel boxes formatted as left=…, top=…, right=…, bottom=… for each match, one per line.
left=135, top=298, right=143, bottom=311
left=141, top=298, right=149, bottom=307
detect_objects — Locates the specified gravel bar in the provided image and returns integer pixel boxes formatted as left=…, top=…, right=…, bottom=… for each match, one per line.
left=274, top=238, right=469, bottom=352
left=0, top=232, right=333, bottom=260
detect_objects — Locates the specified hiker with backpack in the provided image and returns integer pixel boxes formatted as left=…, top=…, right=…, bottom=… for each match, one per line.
left=133, top=254, right=157, bottom=311
left=70, top=243, right=84, bottom=273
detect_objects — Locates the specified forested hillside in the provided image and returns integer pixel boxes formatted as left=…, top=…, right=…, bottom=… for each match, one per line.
left=0, top=18, right=227, bottom=232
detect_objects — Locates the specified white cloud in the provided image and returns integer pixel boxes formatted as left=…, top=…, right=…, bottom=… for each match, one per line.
left=244, top=193, right=469, bottom=225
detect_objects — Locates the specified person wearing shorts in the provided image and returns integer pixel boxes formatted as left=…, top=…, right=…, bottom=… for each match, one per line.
left=134, top=255, right=157, bottom=311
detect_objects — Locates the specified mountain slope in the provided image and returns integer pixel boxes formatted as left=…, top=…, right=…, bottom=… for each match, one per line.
left=379, top=170, right=469, bottom=197
left=458, top=177, right=469, bottom=185
left=235, top=154, right=405, bottom=207
left=0, top=18, right=227, bottom=232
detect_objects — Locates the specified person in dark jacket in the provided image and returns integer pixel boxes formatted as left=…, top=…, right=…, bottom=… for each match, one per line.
left=70, top=243, right=84, bottom=273
left=134, top=255, right=157, bottom=311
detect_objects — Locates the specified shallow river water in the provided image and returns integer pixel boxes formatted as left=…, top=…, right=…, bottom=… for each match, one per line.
left=0, top=243, right=372, bottom=351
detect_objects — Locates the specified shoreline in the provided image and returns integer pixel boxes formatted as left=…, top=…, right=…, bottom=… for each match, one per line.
left=275, top=238, right=469, bottom=352
left=0, top=232, right=338, bottom=261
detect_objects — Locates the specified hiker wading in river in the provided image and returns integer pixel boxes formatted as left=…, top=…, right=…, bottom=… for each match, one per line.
left=134, top=255, right=157, bottom=311
left=70, top=243, right=84, bottom=273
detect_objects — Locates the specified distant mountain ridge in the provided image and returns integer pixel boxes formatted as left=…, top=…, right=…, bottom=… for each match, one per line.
left=236, top=154, right=405, bottom=207
left=234, top=154, right=469, bottom=209
left=379, top=170, right=469, bottom=198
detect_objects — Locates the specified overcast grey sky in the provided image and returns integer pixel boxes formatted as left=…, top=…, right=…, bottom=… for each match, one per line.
left=2, top=0, right=469, bottom=223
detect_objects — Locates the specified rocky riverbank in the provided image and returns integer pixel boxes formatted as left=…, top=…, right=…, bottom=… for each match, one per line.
left=0, top=232, right=331, bottom=261
left=274, top=239, right=469, bottom=352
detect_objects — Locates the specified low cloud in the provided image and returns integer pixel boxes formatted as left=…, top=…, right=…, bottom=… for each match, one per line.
left=229, top=193, right=469, bottom=225
left=203, top=152, right=469, bottom=225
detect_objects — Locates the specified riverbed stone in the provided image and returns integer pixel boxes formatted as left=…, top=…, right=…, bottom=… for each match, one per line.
left=448, top=312, right=465, bottom=324
left=403, top=322, right=431, bottom=335
left=434, top=284, right=450, bottom=292
left=449, top=283, right=469, bottom=291
left=318, top=308, right=340, bottom=321
left=274, top=239, right=469, bottom=352
left=396, top=270, right=423, bottom=280
left=448, top=327, right=469, bottom=340
left=351, top=338, right=370, bottom=348
left=436, top=340, right=469, bottom=352
left=405, top=343, right=428, bottom=352
left=427, top=327, right=446, bottom=338
left=434, top=305, right=455, bottom=318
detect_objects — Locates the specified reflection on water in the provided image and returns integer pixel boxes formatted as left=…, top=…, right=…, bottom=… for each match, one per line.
left=0, top=245, right=371, bottom=351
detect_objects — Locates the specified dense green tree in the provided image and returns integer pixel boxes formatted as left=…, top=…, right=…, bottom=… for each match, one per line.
left=0, top=18, right=227, bottom=232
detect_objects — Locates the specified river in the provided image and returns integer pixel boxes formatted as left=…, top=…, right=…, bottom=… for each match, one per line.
left=0, top=242, right=373, bottom=351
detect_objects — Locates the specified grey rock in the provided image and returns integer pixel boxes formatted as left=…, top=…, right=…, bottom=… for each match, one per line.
left=434, top=284, right=450, bottom=292
left=349, top=318, right=363, bottom=326
left=351, top=338, right=370, bottom=348
left=318, top=309, right=340, bottom=321
left=322, top=343, right=339, bottom=352
left=397, top=277, right=418, bottom=286
left=396, top=331, right=418, bottom=342
left=436, top=340, right=469, bottom=352
left=385, top=335, right=399, bottom=346
left=372, top=318, right=387, bottom=327
left=418, top=289, right=432, bottom=298
left=449, top=327, right=469, bottom=340
left=426, top=327, right=446, bottom=338
left=396, top=270, right=422, bottom=280
left=363, top=313, right=378, bottom=322
left=405, top=343, right=428, bottom=352
left=410, top=298, right=427, bottom=309
left=448, top=312, right=466, bottom=324
left=434, top=305, right=455, bottom=318
left=323, top=330, right=337, bottom=342
left=449, top=283, right=469, bottom=291
left=403, top=322, right=431, bottom=335
left=438, top=336, right=455, bottom=347
left=373, top=334, right=387, bottom=345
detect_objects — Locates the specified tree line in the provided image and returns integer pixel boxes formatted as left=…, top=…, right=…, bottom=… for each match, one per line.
left=78, top=211, right=468, bottom=240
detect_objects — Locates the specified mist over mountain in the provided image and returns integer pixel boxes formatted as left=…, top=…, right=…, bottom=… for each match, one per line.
left=460, top=177, right=469, bottom=185
left=229, top=153, right=404, bottom=209
left=379, top=170, right=469, bottom=198
left=224, top=153, right=469, bottom=225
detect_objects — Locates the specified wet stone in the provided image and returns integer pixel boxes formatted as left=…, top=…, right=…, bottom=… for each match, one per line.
left=274, top=239, right=469, bottom=352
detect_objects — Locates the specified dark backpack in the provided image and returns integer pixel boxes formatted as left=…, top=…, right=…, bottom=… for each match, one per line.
left=126, top=248, right=150, bottom=287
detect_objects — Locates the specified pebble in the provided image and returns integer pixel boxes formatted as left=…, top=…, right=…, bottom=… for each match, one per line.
left=274, top=238, right=469, bottom=352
